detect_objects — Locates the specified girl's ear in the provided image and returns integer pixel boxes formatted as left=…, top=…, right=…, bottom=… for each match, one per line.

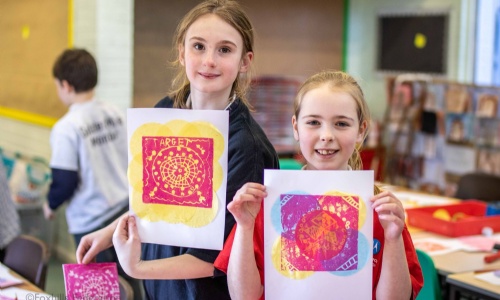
left=357, top=120, right=368, bottom=144
left=178, top=44, right=185, bottom=66
left=292, top=115, right=299, bottom=141
left=239, top=51, right=253, bottom=73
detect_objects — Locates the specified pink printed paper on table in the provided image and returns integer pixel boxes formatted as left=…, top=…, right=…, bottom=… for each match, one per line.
left=63, top=263, right=119, bottom=300
left=127, top=108, right=229, bottom=250
left=264, top=170, right=374, bottom=300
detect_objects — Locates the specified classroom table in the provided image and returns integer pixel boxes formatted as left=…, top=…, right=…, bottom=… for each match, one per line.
left=410, top=231, right=500, bottom=275
left=395, top=189, right=500, bottom=299
left=0, top=262, right=53, bottom=299
left=447, top=271, right=500, bottom=300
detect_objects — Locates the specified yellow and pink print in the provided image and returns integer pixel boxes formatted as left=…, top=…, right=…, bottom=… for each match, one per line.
left=129, top=120, right=225, bottom=228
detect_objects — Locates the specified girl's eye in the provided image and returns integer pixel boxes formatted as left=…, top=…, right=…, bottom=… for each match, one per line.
left=219, top=47, right=231, bottom=54
left=306, top=120, right=320, bottom=126
left=194, top=43, right=205, bottom=51
left=336, top=121, right=350, bottom=127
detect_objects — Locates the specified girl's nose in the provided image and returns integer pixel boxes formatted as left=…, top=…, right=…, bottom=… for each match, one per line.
left=203, top=51, right=216, bottom=67
left=321, top=128, right=334, bottom=142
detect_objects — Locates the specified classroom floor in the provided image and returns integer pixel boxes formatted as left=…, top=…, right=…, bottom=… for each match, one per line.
left=44, top=255, right=66, bottom=297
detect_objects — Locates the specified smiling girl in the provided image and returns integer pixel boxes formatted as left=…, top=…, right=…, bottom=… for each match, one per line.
left=216, top=70, right=423, bottom=300
left=76, top=1, right=279, bottom=299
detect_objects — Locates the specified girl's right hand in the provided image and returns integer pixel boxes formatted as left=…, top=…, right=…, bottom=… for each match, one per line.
left=76, top=226, right=114, bottom=264
left=112, top=214, right=143, bottom=278
left=227, top=182, right=267, bottom=230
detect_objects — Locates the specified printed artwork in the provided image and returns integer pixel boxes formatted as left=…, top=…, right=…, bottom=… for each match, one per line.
left=127, top=108, right=229, bottom=249
left=280, top=193, right=359, bottom=271
left=477, top=149, right=500, bottom=176
left=476, top=93, right=498, bottom=118
left=264, top=170, right=374, bottom=299
left=129, top=119, right=223, bottom=227
left=63, top=263, right=119, bottom=300
left=445, top=85, right=471, bottom=113
left=142, top=136, right=213, bottom=208
left=389, top=83, right=413, bottom=124
left=445, top=113, right=473, bottom=143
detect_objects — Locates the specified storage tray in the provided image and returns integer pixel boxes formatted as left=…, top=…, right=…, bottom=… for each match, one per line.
left=405, top=200, right=500, bottom=237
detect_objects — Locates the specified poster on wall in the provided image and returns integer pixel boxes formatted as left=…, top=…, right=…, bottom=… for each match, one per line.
left=264, top=170, right=374, bottom=299
left=377, top=11, right=448, bottom=75
left=127, top=108, right=229, bottom=250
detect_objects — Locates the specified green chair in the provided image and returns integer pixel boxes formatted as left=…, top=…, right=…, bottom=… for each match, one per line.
left=279, top=158, right=303, bottom=170
left=416, top=249, right=442, bottom=300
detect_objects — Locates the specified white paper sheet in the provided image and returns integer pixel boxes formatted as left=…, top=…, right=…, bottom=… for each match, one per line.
left=475, top=271, right=500, bottom=286
left=127, top=108, right=229, bottom=250
left=264, top=170, right=374, bottom=300
left=0, top=263, right=23, bottom=289
left=0, top=288, right=58, bottom=300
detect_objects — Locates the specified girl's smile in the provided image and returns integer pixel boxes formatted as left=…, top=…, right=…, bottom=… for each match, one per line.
left=316, top=149, right=338, bottom=156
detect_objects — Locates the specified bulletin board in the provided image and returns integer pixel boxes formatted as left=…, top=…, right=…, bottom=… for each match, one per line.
left=0, top=0, right=69, bottom=122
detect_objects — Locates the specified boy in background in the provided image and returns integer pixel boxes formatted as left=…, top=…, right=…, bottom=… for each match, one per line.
left=43, top=48, right=143, bottom=298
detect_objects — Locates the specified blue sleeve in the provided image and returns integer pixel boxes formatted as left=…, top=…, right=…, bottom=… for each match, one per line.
left=47, top=168, right=79, bottom=210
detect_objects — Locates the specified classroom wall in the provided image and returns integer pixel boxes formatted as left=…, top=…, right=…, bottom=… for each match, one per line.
left=133, top=0, right=344, bottom=108
left=346, top=0, right=476, bottom=120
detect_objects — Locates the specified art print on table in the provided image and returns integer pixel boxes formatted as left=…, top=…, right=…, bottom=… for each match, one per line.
left=63, top=263, right=119, bottom=300
left=128, top=108, right=229, bottom=250
left=264, top=170, right=374, bottom=300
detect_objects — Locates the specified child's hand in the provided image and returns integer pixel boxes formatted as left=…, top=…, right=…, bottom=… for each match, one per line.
left=371, top=191, right=405, bottom=241
left=112, top=214, right=143, bottom=277
left=43, top=202, right=55, bottom=220
left=227, top=182, right=267, bottom=230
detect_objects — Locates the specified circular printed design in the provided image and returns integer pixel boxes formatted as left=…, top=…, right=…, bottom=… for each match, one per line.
left=154, top=146, right=205, bottom=196
left=295, top=210, right=347, bottom=261
left=129, top=121, right=224, bottom=227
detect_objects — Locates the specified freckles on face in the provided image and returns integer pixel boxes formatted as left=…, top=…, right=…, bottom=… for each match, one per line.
left=294, top=85, right=362, bottom=170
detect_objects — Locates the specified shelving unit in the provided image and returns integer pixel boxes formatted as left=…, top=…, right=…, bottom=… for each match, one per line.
left=383, top=76, right=500, bottom=196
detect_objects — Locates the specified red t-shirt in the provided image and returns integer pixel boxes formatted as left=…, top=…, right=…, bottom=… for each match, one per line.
left=214, top=204, right=424, bottom=300
left=214, top=203, right=265, bottom=283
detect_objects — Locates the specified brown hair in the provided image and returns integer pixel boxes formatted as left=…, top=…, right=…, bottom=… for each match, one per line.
left=293, top=70, right=371, bottom=171
left=52, top=48, right=98, bottom=93
left=170, top=0, right=254, bottom=108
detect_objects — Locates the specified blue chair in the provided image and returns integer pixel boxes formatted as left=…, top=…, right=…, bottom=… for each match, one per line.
left=416, top=249, right=442, bottom=300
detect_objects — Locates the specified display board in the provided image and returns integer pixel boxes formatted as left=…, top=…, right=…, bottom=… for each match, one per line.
left=0, top=1, right=69, bottom=120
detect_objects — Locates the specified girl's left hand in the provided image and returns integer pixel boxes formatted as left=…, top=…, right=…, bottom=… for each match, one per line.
left=370, top=190, right=405, bottom=241
left=112, top=214, right=143, bottom=277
